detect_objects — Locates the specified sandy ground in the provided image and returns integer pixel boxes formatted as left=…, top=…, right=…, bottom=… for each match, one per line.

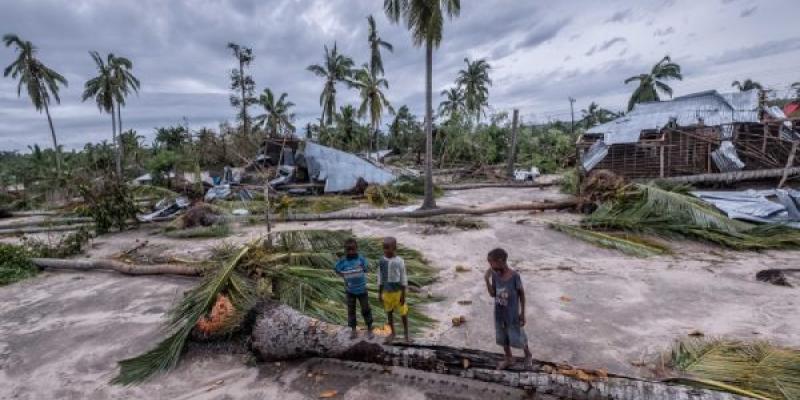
left=1, top=185, right=799, bottom=399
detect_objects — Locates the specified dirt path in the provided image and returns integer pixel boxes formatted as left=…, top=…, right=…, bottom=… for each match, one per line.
left=1, top=186, right=798, bottom=398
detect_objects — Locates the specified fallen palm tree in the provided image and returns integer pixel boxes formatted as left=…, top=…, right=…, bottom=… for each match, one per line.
left=267, top=199, right=578, bottom=222
left=439, top=181, right=557, bottom=191
left=30, top=258, right=202, bottom=276
left=251, top=302, right=748, bottom=400
left=0, top=216, right=93, bottom=230
left=0, top=223, right=94, bottom=236
left=552, top=182, right=800, bottom=256
left=112, top=230, right=438, bottom=385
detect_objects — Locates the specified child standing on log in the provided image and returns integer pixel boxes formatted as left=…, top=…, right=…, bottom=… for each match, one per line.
left=336, top=238, right=373, bottom=339
left=484, top=247, right=533, bottom=370
left=378, top=237, right=410, bottom=343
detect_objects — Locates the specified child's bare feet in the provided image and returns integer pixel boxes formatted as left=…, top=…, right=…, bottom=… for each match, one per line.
left=523, top=355, right=534, bottom=369
left=349, top=329, right=358, bottom=340
left=496, top=358, right=513, bottom=370
left=384, top=334, right=395, bottom=344
left=404, top=335, right=412, bottom=344
left=366, top=329, right=374, bottom=339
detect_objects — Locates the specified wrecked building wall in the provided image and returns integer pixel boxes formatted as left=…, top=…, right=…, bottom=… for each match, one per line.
left=578, top=123, right=800, bottom=180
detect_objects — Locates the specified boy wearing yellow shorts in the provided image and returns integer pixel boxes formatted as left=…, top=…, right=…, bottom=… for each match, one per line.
left=377, top=237, right=409, bottom=343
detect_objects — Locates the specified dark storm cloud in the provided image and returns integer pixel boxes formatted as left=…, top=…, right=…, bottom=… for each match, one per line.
left=604, top=9, right=633, bottom=23
left=705, top=37, right=800, bottom=65
left=739, top=6, right=758, bottom=17
left=585, top=37, right=627, bottom=57
left=654, top=27, right=675, bottom=37
left=1, top=0, right=798, bottom=151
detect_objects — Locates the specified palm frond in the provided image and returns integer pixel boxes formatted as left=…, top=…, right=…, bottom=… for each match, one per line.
left=550, top=223, right=668, bottom=257
left=668, top=338, right=800, bottom=400
left=112, top=245, right=253, bottom=385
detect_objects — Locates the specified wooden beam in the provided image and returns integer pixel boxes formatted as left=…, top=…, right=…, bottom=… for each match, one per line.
left=778, top=141, right=799, bottom=188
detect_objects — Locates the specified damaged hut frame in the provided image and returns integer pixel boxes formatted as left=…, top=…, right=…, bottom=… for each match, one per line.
left=577, top=89, right=800, bottom=181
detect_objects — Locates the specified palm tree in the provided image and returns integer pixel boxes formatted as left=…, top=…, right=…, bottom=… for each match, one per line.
left=83, top=51, right=127, bottom=176
left=385, top=0, right=462, bottom=210
left=624, top=56, right=682, bottom=112
left=334, top=105, right=367, bottom=152
left=731, top=79, right=763, bottom=92
left=580, top=102, right=619, bottom=128
left=255, top=88, right=296, bottom=137
left=307, top=43, right=354, bottom=126
left=349, top=65, right=394, bottom=153
left=3, top=34, right=68, bottom=178
left=367, top=15, right=394, bottom=78
left=455, top=57, right=491, bottom=124
left=228, top=43, right=256, bottom=136
left=438, top=87, right=465, bottom=121
left=109, top=54, right=139, bottom=175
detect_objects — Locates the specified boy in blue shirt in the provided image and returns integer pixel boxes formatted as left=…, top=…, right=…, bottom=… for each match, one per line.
left=335, top=238, right=373, bottom=339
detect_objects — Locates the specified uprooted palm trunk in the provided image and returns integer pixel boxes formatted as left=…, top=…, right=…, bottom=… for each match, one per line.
left=252, top=302, right=746, bottom=400
left=31, top=258, right=201, bottom=276
left=268, top=200, right=577, bottom=222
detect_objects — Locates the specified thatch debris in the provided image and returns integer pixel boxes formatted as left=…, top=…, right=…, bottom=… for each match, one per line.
left=665, top=338, right=800, bottom=399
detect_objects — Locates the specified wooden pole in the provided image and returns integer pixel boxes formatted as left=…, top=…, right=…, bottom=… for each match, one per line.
left=659, top=145, right=665, bottom=178
left=778, top=141, right=798, bottom=188
left=506, top=109, right=520, bottom=179
left=31, top=258, right=201, bottom=276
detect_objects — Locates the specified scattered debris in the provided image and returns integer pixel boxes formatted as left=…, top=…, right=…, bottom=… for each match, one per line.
left=138, top=196, right=190, bottom=222
left=319, top=389, right=338, bottom=398
left=559, top=296, right=572, bottom=303
left=457, top=300, right=472, bottom=305
left=756, top=269, right=800, bottom=287
left=451, top=316, right=466, bottom=327
left=455, top=265, right=471, bottom=273
left=692, top=189, right=800, bottom=228
left=513, top=166, right=540, bottom=182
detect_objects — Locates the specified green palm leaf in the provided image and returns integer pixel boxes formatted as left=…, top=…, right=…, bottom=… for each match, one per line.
left=112, top=245, right=254, bottom=385
left=550, top=223, right=669, bottom=257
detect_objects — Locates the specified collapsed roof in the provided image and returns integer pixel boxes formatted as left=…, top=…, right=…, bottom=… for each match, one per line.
left=587, top=89, right=761, bottom=145
left=303, top=142, right=395, bottom=193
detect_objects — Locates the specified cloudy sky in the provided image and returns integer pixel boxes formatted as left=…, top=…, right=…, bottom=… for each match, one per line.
left=1, top=0, right=798, bottom=152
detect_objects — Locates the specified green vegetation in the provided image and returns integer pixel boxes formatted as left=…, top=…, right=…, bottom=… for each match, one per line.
left=78, top=176, right=139, bottom=234
left=365, top=184, right=411, bottom=207
left=21, top=227, right=91, bottom=258
left=668, top=338, right=800, bottom=400
left=113, top=230, right=438, bottom=384
left=0, top=243, right=38, bottom=286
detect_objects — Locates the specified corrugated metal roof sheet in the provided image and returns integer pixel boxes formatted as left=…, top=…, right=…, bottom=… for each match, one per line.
left=588, top=89, right=761, bottom=144
left=304, top=142, right=396, bottom=193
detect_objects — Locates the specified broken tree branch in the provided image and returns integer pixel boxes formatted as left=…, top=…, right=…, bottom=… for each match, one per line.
left=267, top=199, right=577, bottom=222
left=31, top=258, right=202, bottom=276
left=252, top=302, right=745, bottom=400
left=440, top=182, right=557, bottom=191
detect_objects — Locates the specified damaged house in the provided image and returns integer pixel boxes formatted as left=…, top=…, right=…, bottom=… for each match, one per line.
left=578, top=89, right=800, bottom=180
left=262, top=138, right=396, bottom=194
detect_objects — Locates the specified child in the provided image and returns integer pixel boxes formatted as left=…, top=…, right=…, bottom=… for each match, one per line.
left=378, top=237, right=409, bottom=343
left=335, top=238, right=373, bottom=339
left=484, top=248, right=532, bottom=370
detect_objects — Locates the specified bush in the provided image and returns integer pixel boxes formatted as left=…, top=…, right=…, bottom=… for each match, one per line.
left=0, top=243, right=37, bottom=286
left=560, top=169, right=580, bottom=195
left=21, top=227, right=91, bottom=258
left=78, top=178, right=139, bottom=234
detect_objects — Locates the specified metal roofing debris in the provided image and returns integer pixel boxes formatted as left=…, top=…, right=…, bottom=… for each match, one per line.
left=582, top=141, right=609, bottom=172
left=710, top=141, right=745, bottom=172
left=303, top=142, right=396, bottom=193
left=588, top=89, right=761, bottom=145
left=692, top=189, right=800, bottom=228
